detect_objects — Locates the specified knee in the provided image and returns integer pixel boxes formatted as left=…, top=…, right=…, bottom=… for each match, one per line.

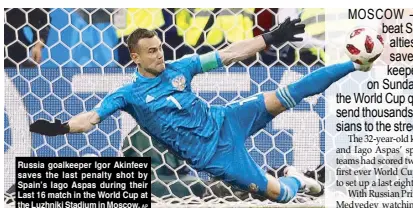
left=265, top=177, right=296, bottom=203
left=266, top=185, right=281, bottom=201
left=263, top=92, right=286, bottom=116
left=265, top=176, right=284, bottom=201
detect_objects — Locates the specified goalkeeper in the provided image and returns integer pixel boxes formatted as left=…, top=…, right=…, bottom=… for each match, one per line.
left=30, top=18, right=372, bottom=202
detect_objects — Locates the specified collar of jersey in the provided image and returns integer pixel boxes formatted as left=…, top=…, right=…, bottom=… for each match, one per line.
left=135, top=70, right=160, bottom=82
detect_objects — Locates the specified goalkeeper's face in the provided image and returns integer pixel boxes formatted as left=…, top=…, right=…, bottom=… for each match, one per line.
left=134, top=36, right=165, bottom=76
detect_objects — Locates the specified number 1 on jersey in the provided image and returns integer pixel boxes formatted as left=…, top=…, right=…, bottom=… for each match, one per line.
left=167, top=96, right=182, bottom=109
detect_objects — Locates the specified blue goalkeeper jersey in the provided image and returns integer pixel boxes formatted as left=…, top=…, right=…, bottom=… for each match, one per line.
left=94, top=52, right=225, bottom=169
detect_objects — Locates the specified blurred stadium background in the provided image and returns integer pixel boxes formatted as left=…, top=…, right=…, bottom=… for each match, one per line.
left=4, top=8, right=327, bottom=206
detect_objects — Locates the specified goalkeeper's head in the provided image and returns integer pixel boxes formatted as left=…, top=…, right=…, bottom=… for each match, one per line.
left=127, top=28, right=165, bottom=77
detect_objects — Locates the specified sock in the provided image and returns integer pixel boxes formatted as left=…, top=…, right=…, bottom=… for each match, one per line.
left=276, top=61, right=355, bottom=109
left=275, top=177, right=302, bottom=203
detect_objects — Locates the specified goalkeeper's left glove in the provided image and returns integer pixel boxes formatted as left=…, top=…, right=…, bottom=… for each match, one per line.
left=262, top=17, right=305, bottom=47
left=30, top=119, right=70, bottom=136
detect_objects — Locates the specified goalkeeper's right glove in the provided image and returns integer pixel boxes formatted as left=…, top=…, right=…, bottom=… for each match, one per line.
left=262, top=17, right=305, bottom=47
left=30, top=119, right=70, bottom=136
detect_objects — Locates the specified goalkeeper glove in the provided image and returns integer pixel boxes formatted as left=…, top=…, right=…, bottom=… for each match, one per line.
left=30, top=119, right=70, bottom=136
left=262, top=17, right=305, bottom=47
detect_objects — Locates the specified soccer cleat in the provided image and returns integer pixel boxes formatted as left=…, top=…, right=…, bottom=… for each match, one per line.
left=284, top=166, right=323, bottom=196
left=353, top=62, right=373, bottom=72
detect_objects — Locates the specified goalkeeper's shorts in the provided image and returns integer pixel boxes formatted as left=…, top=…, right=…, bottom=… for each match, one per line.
left=204, top=93, right=274, bottom=196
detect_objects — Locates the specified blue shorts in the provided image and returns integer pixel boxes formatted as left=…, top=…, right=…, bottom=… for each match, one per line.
left=203, top=93, right=275, bottom=196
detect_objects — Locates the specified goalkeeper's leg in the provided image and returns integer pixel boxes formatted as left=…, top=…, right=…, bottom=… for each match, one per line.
left=267, top=61, right=363, bottom=115
left=266, top=168, right=322, bottom=202
left=205, top=143, right=322, bottom=203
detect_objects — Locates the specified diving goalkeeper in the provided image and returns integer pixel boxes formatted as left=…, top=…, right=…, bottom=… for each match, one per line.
left=30, top=18, right=372, bottom=202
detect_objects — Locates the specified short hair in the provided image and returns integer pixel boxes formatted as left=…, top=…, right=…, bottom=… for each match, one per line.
left=127, top=28, right=158, bottom=53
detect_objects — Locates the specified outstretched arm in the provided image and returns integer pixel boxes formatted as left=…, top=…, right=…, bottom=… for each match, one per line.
left=218, top=36, right=266, bottom=65
left=29, top=111, right=100, bottom=136
left=67, top=111, right=100, bottom=133
left=219, top=17, right=305, bottom=66
left=30, top=88, right=127, bottom=136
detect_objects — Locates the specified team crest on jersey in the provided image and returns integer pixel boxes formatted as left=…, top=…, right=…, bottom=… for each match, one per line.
left=171, top=75, right=186, bottom=91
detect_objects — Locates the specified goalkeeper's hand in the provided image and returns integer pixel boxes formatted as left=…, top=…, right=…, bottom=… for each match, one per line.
left=262, top=17, right=305, bottom=47
left=30, top=119, right=70, bottom=136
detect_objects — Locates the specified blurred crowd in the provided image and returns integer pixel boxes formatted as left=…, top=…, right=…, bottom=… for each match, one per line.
left=4, top=8, right=330, bottom=69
